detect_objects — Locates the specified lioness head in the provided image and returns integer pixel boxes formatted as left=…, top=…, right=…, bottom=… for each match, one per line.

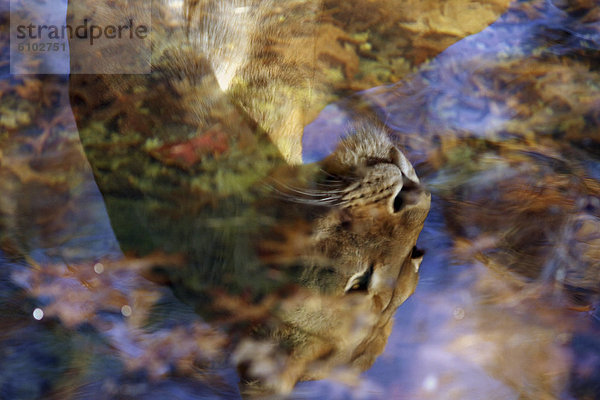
left=66, top=0, right=430, bottom=393
left=233, top=121, right=430, bottom=393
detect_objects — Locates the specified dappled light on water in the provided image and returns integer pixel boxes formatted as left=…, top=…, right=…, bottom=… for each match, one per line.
left=1, top=0, right=600, bottom=399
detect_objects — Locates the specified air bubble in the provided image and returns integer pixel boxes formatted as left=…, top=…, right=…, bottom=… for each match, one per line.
left=121, top=305, right=132, bottom=317
left=94, top=263, right=104, bottom=274
left=33, top=308, right=44, bottom=320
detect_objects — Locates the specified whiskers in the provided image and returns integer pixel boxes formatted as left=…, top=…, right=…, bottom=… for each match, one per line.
left=266, top=173, right=353, bottom=207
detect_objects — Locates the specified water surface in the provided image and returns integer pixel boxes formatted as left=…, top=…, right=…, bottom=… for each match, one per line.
left=1, top=0, right=600, bottom=399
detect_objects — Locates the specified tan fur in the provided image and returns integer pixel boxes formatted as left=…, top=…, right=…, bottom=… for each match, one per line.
left=234, top=122, right=431, bottom=394
left=68, top=0, right=431, bottom=395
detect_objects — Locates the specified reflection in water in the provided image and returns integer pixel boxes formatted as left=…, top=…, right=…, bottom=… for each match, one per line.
left=66, top=0, right=432, bottom=392
left=1, top=0, right=600, bottom=399
left=313, top=0, right=600, bottom=398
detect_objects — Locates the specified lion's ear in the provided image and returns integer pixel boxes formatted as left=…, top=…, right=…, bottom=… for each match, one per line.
left=410, top=246, right=425, bottom=273
left=411, top=257, right=423, bottom=273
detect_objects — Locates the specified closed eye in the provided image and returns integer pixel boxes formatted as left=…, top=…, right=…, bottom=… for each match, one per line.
left=365, top=156, right=391, bottom=167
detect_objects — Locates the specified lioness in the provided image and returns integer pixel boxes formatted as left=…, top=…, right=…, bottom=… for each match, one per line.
left=67, top=0, right=431, bottom=395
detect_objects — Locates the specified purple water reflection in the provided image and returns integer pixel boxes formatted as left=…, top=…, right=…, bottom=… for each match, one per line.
left=303, top=0, right=600, bottom=162
left=302, top=1, right=600, bottom=398
left=2, top=0, right=600, bottom=397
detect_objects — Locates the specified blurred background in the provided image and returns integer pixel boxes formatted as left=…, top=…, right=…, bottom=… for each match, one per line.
left=1, top=0, right=599, bottom=399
